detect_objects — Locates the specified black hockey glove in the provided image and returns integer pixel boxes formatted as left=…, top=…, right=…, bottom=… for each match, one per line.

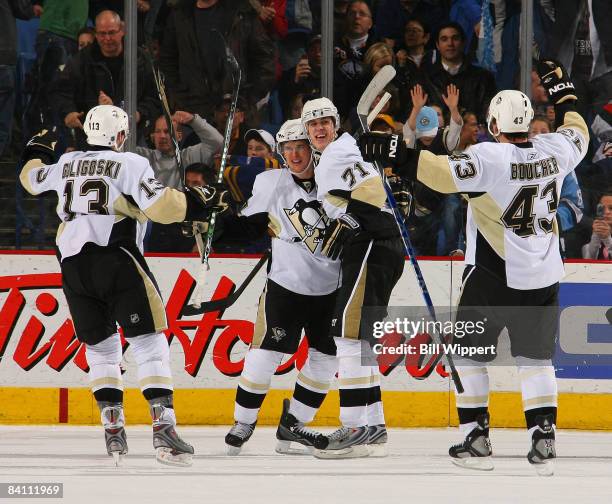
left=184, top=183, right=230, bottom=221
left=358, top=132, right=419, bottom=179
left=22, top=128, right=60, bottom=165
left=536, top=59, right=577, bottom=105
left=388, top=175, right=412, bottom=219
left=321, top=213, right=361, bottom=260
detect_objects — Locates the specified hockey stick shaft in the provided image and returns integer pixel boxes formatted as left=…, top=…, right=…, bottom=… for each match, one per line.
left=356, top=66, right=463, bottom=393
left=367, top=91, right=391, bottom=126
left=190, top=33, right=242, bottom=308
left=181, top=251, right=270, bottom=315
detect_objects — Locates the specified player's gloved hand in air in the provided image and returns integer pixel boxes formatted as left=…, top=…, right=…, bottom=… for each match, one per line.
left=358, top=132, right=418, bottom=175
left=321, top=213, right=361, bottom=260
left=22, top=128, right=61, bottom=165
left=180, top=221, right=209, bottom=238
left=536, top=60, right=577, bottom=105
left=184, top=182, right=231, bottom=222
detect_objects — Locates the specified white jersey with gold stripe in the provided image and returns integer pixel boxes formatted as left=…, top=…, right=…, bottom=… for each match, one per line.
left=20, top=149, right=187, bottom=260
left=416, top=111, right=589, bottom=289
left=241, top=168, right=340, bottom=296
left=315, top=133, right=389, bottom=220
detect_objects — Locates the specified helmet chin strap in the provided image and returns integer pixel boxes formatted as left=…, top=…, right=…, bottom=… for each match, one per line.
left=287, top=150, right=314, bottom=176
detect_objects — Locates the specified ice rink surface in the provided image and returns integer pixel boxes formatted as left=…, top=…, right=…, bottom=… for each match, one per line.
left=1, top=425, right=611, bottom=504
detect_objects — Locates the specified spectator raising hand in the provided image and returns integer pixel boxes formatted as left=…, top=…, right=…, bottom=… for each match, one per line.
left=405, top=84, right=428, bottom=137
left=98, top=90, right=113, bottom=106
left=65, top=111, right=85, bottom=129
left=442, top=84, right=462, bottom=126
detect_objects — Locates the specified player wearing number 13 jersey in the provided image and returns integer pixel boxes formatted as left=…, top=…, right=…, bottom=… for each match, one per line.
left=18, top=105, right=220, bottom=467
left=358, top=61, right=589, bottom=475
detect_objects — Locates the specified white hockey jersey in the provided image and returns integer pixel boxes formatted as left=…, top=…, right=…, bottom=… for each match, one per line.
left=20, top=150, right=187, bottom=260
left=315, top=133, right=389, bottom=220
left=416, top=111, right=589, bottom=289
left=241, top=168, right=340, bottom=296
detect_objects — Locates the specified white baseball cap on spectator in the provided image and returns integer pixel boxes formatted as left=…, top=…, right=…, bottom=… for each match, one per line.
left=415, top=106, right=439, bottom=138
left=244, top=129, right=276, bottom=152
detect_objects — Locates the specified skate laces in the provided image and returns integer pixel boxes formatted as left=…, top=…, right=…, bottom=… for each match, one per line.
left=328, top=426, right=351, bottom=441
left=229, top=422, right=254, bottom=438
left=293, top=423, right=321, bottom=440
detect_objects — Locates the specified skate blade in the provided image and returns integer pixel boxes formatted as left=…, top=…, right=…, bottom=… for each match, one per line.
left=155, top=447, right=193, bottom=467
left=111, top=451, right=124, bottom=467
left=275, top=439, right=313, bottom=455
left=313, top=444, right=370, bottom=459
left=532, top=460, right=554, bottom=477
left=451, top=456, right=494, bottom=471
left=367, top=443, right=388, bottom=458
left=226, top=444, right=242, bottom=456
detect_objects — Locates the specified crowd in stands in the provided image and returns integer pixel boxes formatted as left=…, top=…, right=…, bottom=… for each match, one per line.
left=2, top=0, right=611, bottom=259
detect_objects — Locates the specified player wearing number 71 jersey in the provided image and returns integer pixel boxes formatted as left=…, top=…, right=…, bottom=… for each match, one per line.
left=19, top=105, right=226, bottom=467
left=358, top=60, right=588, bottom=475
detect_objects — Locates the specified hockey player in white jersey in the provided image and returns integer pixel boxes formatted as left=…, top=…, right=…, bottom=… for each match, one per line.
left=210, top=119, right=340, bottom=455
left=19, top=105, right=227, bottom=467
left=300, top=98, right=405, bottom=458
left=358, top=60, right=589, bottom=475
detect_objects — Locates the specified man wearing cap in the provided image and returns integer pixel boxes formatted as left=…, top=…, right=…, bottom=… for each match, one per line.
left=245, top=128, right=276, bottom=160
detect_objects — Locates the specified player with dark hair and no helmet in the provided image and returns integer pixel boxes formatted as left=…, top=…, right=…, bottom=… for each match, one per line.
left=19, top=105, right=229, bottom=467
left=358, top=61, right=589, bottom=475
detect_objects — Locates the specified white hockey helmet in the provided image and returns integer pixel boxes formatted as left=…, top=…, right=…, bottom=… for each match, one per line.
left=301, top=97, right=340, bottom=132
left=276, top=119, right=313, bottom=172
left=84, top=105, right=129, bottom=151
left=486, top=90, right=534, bottom=137
left=276, top=119, right=308, bottom=153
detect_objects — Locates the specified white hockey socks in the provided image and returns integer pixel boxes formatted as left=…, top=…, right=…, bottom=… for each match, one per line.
left=289, top=348, right=337, bottom=424
left=235, top=348, right=284, bottom=425
left=86, top=333, right=123, bottom=402
left=454, top=363, right=490, bottom=435
left=129, top=332, right=174, bottom=397
left=336, top=338, right=372, bottom=428
left=517, top=358, right=558, bottom=432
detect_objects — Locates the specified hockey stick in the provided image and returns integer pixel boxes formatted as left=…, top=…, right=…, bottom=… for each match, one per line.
left=356, top=65, right=464, bottom=393
left=367, top=91, right=391, bottom=126
left=188, top=32, right=242, bottom=310
left=181, top=250, right=270, bottom=315
left=148, top=53, right=184, bottom=183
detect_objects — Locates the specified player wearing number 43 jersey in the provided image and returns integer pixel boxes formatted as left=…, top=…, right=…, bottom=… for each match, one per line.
left=359, top=60, right=589, bottom=475
left=19, top=105, right=221, bottom=467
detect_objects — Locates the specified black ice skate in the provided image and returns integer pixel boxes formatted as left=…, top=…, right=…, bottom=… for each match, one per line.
left=527, top=414, right=556, bottom=476
left=100, top=404, right=128, bottom=467
left=275, top=398, right=326, bottom=455
left=151, top=403, right=194, bottom=467
left=312, top=425, right=370, bottom=459
left=449, top=413, right=493, bottom=471
left=367, top=424, right=388, bottom=458
left=225, top=421, right=256, bottom=456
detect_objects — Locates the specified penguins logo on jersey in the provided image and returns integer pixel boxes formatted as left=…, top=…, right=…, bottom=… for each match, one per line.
left=284, top=199, right=329, bottom=253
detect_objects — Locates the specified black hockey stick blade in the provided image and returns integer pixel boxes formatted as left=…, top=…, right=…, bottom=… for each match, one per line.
left=181, top=251, right=269, bottom=316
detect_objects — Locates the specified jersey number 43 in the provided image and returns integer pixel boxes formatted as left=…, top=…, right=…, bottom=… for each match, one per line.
left=501, top=180, right=558, bottom=237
